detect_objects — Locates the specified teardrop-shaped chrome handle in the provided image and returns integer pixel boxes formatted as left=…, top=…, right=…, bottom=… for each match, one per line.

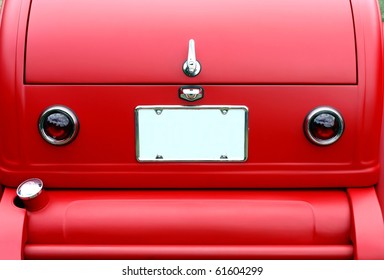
left=183, top=39, right=201, bottom=77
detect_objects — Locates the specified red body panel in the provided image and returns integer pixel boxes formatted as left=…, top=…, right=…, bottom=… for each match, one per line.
left=0, top=189, right=26, bottom=260
left=0, top=0, right=382, bottom=188
left=25, top=190, right=351, bottom=246
left=25, top=0, right=356, bottom=85
left=4, top=189, right=353, bottom=259
left=348, top=187, right=384, bottom=259
left=0, top=0, right=384, bottom=259
left=0, top=84, right=379, bottom=188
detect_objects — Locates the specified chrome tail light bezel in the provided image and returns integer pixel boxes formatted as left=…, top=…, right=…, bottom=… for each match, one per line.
left=304, top=107, right=344, bottom=146
left=38, top=105, right=79, bottom=146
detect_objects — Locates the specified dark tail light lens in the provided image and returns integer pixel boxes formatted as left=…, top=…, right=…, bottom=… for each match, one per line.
left=39, top=106, right=79, bottom=145
left=304, top=107, right=344, bottom=146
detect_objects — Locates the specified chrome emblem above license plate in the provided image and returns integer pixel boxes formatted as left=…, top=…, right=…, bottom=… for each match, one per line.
left=179, top=86, right=204, bottom=102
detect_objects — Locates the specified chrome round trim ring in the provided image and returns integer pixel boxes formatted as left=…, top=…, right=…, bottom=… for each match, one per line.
left=304, top=106, right=344, bottom=146
left=182, top=60, right=201, bottom=77
left=17, top=178, right=44, bottom=200
left=38, top=105, right=79, bottom=145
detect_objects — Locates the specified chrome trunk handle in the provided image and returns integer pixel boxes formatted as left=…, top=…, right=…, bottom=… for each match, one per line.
left=183, top=39, right=201, bottom=77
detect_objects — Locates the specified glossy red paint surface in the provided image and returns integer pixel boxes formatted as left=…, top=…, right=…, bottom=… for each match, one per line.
left=25, top=0, right=356, bottom=85
left=1, top=85, right=377, bottom=189
left=0, top=0, right=382, bottom=189
left=376, top=21, right=384, bottom=219
left=25, top=190, right=351, bottom=245
left=22, top=189, right=352, bottom=259
left=0, top=0, right=384, bottom=260
left=347, top=187, right=384, bottom=259
left=0, top=188, right=26, bottom=260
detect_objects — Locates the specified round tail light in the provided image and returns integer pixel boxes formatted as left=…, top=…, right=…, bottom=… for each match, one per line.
left=304, top=107, right=344, bottom=145
left=39, top=106, right=79, bottom=145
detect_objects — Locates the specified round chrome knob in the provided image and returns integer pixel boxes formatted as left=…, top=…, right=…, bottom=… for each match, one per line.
left=16, top=178, right=48, bottom=211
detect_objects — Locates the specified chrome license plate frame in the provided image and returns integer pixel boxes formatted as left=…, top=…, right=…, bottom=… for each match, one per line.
left=135, top=106, right=248, bottom=162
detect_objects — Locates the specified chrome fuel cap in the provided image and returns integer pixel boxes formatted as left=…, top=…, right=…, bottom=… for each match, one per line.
left=16, top=178, right=48, bottom=211
left=17, top=178, right=43, bottom=200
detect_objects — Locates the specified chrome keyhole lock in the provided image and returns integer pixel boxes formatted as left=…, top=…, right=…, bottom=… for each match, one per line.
left=183, top=39, right=201, bottom=77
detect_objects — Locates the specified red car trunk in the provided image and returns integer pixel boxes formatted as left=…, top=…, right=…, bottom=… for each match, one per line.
left=0, top=0, right=384, bottom=259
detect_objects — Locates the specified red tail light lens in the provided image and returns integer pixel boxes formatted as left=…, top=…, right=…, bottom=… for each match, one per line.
left=39, top=106, right=79, bottom=145
left=304, top=107, right=344, bottom=145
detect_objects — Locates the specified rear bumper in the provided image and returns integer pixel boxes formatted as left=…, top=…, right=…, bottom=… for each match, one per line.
left=1, top=187, right=383, bottom=259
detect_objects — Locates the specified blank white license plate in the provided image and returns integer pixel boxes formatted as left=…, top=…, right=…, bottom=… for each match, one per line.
left=135, top=106, right=248, bottom=162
